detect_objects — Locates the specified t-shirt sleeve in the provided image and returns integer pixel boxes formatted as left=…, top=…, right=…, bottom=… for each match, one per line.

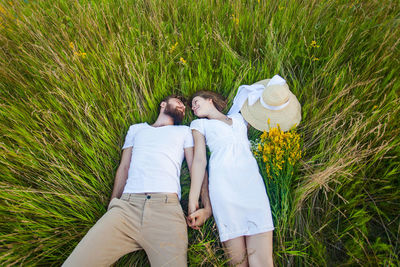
left=183, top=127, right=194, bottom=148
left=190, top=119, right=205, bottom=135
left=122, top=124, right=138, bottom=149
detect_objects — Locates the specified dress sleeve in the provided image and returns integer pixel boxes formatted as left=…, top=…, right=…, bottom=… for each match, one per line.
left=190, top=119, right=205, bottom=135
left=183, top=127, right=194, bottom=148
left=237, top=112, right=249, bottom=127
left=122, top=124, right=138, bottom=149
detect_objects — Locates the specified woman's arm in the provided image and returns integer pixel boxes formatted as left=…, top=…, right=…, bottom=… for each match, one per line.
left=200, top=171, right=211, bottom=211
left=184, top=147, right=211, bottom=210
left=184, top=146, right=212, bottom=229
left=188, top=130, right=207, bottom=215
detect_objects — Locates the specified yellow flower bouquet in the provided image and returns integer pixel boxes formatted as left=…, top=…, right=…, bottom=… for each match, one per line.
left=252, top=123, right=303, bottom=228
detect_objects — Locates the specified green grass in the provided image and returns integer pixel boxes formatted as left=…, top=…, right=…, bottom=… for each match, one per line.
left=1, top=0, right=399, bottom=266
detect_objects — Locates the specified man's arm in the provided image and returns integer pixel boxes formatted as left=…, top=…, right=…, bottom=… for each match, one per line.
left=109, top=147, right=132, bottom=204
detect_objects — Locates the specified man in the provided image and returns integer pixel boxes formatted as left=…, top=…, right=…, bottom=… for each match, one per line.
left=63, top=95, right=212, bottom=267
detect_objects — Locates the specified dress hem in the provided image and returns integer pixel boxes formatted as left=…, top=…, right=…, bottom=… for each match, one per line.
left=219, top=226, right=275, bottom=242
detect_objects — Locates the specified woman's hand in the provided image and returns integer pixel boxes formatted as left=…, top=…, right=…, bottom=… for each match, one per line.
left=188, top=198, right=199, bottom=216
left=187, top=207, right=212, bottom=230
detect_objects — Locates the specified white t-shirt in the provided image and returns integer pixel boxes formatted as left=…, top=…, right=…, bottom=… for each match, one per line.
left=122, top=123, right=194, bottom=199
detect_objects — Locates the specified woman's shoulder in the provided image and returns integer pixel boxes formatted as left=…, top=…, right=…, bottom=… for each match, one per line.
left=190, top=118, right=208, bottom=125
left=190, top=118, right=209, bottom=135
left=231, top=112, right=248, bottom=126
left=229, top=112, right=244, bottom=121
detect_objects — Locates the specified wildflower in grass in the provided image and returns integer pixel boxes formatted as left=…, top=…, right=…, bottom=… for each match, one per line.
left=70, top=41, right=86, bottom=58
left=179, top=57, right=187, bottom=64
left=73, top=50, right=87, bottom=59
left=278, top=5, right=284, bottom=10
left=373, top=105, right=378, bottom=109
left=310, top=40, right=320, bottom=48
left=0, top=4, right=11, bottom=29
left=169, top=42, right=178, bottom=53
left=311, top=55, right=319, bottom=61
left=231, top=14, right=239, bottom=26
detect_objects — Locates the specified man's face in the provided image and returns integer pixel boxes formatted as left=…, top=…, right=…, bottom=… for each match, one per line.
left=163, top=97, right=186, bottom=125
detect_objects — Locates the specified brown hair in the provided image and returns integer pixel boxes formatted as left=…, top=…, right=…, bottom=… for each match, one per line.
left=159, top=94, right=186, bottom=112
left=160, top=94, right=186, bottom=105
left=190, top=91, right=227, bottom=112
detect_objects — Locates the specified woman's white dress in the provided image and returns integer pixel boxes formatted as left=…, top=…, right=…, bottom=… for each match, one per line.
left=190, top=113, right=274, bottom=242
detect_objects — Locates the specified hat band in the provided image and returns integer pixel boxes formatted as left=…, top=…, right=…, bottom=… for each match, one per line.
left=260, top=97, right=290, bottom=110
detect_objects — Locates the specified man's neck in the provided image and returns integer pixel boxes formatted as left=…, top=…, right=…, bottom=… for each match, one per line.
left=151, top=113, right=174, bottom=127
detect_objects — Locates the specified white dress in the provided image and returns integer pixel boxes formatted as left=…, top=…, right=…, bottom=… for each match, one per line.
left=190, top=113, right=274, bottom=242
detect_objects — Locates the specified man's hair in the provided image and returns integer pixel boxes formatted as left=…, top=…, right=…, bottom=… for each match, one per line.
left=159, top=94, right=186, bottom=107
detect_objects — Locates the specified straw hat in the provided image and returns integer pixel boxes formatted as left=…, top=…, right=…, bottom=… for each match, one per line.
left=240, top=76, right=301, bottom=132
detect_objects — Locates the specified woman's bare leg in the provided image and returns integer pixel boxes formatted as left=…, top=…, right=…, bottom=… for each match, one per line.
left=245, top=231, right=273, bottom=267
left=223, top=236, right=249, bottom=267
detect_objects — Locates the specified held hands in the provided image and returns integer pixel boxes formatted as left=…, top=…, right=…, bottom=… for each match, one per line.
left=187, top=199, right=212, bottom=230
left=187, top=208, right=212, bottom=230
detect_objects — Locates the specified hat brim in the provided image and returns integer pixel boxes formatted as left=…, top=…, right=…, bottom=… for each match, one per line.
left=240, top=79, right=302, bottom=132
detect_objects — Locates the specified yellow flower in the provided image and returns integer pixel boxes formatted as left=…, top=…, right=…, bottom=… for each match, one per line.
left=311, top=55, right=319, bottom=61
left=169, top=42, right=178, bottom=53
left=0, top=6, right=5, bottom=14
left=278, top=5, right=284, bottom=10
left=179, top=57, right=187, bottom=64
left=231, top=14, right=239, bottom=26
left=310, top=40, right=320, bottom=48
left=69, top=42, right=74, bottom=49
left=73, top=51, right=87, bottom=59
left=253, top=125, right=302, bottom=180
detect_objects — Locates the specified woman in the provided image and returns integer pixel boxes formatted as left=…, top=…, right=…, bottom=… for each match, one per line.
left=188, top=90, right=275, bottom=267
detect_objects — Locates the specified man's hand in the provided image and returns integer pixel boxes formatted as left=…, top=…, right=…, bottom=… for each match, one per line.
left=187, top=208, right=212, bottom=230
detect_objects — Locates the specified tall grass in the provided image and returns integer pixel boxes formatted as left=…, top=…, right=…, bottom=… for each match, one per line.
left=1, top=0, right=399, bottom=266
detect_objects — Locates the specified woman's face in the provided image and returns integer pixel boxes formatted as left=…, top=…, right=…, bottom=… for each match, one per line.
left=191, top=96, right=213, bottom=117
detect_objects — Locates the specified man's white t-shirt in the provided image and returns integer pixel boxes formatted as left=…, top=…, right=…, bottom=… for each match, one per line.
left=122, top=123, right=194, bottom=199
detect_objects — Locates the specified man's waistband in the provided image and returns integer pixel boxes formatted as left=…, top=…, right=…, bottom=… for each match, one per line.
left=121, top=192, right=179, bottom=203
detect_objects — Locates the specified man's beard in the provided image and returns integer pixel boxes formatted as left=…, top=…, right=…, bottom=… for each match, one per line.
left=164, top=103, right=184, bottom=125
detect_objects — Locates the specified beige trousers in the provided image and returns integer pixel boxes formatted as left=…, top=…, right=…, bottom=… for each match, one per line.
left=63, top=193, right=188, bottom=267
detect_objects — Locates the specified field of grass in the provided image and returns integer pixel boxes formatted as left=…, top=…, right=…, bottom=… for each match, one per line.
left=1, top=0, right=399, bottom=266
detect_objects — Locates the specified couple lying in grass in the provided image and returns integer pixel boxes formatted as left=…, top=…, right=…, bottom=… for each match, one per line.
left=63, top=75, right=301, bottom=267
